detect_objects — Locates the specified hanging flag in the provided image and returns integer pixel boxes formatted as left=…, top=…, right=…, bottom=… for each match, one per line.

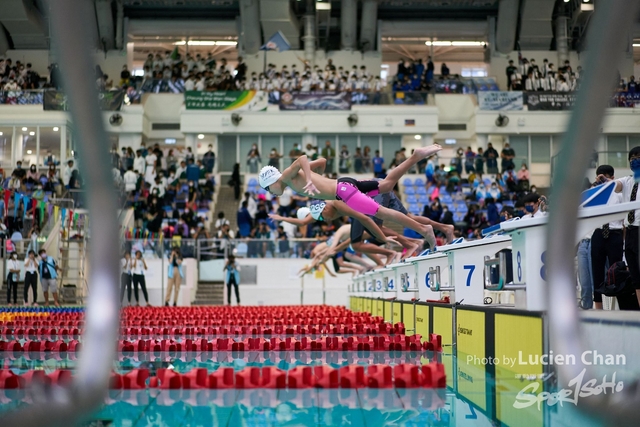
left=68, top=210, right=74, bottom=229
left=22, top=196, right=31, bottom=219
left=170, top=46, right=180, bottom=61
left=61, top=208, right=67, bottom=226
left=260, top=31, right=291, bottom=52
left=54, top=206, right=59, bottom=223
left=31, top=199, right=36, bottom=220
left=3, top=190, right=9, bottom=218
left=73, top=212, right=79, bottom=228
left=38, top=201, right=44, bottom=226
left=14, top=193, right=22, bottom=218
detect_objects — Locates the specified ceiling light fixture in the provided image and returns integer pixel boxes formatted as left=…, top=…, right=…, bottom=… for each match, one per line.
left=0, top=132, right=3, bottom=136
left=197, top=134, right=205, bottom=139
left=414, top=135, right=422, bottom=140
left=22, top=127, right=28, bottom=131
left=425, top=41, right=485, bottom=47
left=27, top=150, right=32, bottom=154
left=29, top=131, right=35, bottom=136
left=173, top=40, right=237, bottom=46
left=53, top=127, right=59, bottom=132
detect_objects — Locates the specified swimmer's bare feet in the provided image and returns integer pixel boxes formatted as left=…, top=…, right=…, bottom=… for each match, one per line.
left=402, top=241, right=421, bottom=259
left=414, top=144, right=443, bottom=160
left=388, top=252, right=402, bottom=265
left=443, top=224, right=455, bottom=243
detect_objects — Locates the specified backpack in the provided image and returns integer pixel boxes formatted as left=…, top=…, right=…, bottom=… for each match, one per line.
left=597, top=261, right=633, bottom=296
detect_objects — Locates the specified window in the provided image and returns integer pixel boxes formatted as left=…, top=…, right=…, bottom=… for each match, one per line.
left=530, top=136, right=551, bottom=163
left=461, top=68, right=487, bottom=77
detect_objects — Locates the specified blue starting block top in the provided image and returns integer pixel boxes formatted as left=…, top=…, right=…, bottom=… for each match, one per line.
left=580, top=181, right=615, bottom=208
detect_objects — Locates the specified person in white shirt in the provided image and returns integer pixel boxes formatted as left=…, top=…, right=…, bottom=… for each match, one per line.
left=144, top=151, right=157, bottom=184
left=120, top=251, right=133, bottom=305
left=215, top=211, right=231, bottom=230
left=133, top=150, right=145, bottom=175
left=300, top=76, right=311, bottom=92
left=123, top=166, right=138, bottom=192
left=175, top=160, right=187, bottom=181
left=278, top=187, right=294, bottom=216
left=7, top=252, right=20, bottom=306
left=522, top=193, right=546, bottom=219
left=184, top=75, right=195, bottom=91
left=4, top=79, right=19, bottom=91
left=63, top=159, right=76, bottom=187
left=150, top=176, right=166, bottom=198
left=195, top=75, right=206, bottom=91
left=588, top=165, right=636, bottom=310
left=23, top=250, right=38, bottom=306
left=131, top=251, right=150, bottom=306
left=602, top=146, right=640, bottom=308
left=556, top=76, right=570, bottom=92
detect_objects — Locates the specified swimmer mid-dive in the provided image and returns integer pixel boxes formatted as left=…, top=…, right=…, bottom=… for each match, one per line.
left=259, top=144, right=442, bottom=238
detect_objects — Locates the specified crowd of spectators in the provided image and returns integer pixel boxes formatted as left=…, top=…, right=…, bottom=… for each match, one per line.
left=113, top=142, right=217, bottom=254
left=137, top=50, right=388, bottom=96
left=0, top=59, right=44, bottom=90
left=506, top=57, right=579, bottom=92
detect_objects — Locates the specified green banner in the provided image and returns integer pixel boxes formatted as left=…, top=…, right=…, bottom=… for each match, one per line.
left=184, top=90, right=268, bottom=111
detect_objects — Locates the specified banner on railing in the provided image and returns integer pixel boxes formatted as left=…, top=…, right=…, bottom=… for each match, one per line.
left=184, top=90, right=268, bottom=111
left=610, top=91, right=640, bottom=108
left=43, top=90, right=124, bottom=111
left=478, top=91, right=524, bottom=110
left=279, top=91, right=351, bottom=111
left=0, top=90, right=44, bottom=105
left=525, top=91, right=576, bottom=111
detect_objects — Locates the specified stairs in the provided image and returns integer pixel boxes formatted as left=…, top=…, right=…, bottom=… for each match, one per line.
left=193, top=281, right=225, bottom=305
left=211, top=183, right=240, bottom=234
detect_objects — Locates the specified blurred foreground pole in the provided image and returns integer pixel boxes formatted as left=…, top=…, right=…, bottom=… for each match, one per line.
left=2, top=0, right=120, bottom=426
left=546, top=0, right=640, bottom=424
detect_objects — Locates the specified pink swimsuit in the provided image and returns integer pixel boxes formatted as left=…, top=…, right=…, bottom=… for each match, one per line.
left=335, top=177, right=381, bottom=216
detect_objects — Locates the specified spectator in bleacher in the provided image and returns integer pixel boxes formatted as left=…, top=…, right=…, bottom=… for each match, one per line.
left=62, top=159, right=76, bottom=189
left=517, top=163, right=530, bottom=182
left=237, top=201, right=253, bottom=237
left=484, top=143, right=499, bottom=174
left=38, top=249, right=60, bottom=307
left=144, top=149, right=157, bottom=184
left=441, top=63, right=450, bottom=77
left=474, top=147, right=485, bottom=174
left=353, top=147, right=363, bottom=173
left=278, top=186, right=294, bottom=217
left=557, top=75, right=570, bottom=92
left=43, top=150, right=58, bottom=167
left=268, top=147, right=281, bottom=168
left=372, top=150, right=384, bottom=178
left=240, top=192, right=257, bottom=218
left=288, top=143, right=302, bottom=165
left=339, top=145, right=350, bottom=173
left=362, top=146, right=372, bottom=173
left=123, top=166, right=137, bottom=193
left=500, top=143, right=515, bottom=172
left=506, top=60, right=517, bottom=90
left=202, top=144, right=216, bottom=173
left=321, top=141, right=336, bottom=173
left=451, top=148, right=463, bottom=176
left=231, top=163, right=241, bottom=200
left=247, top=144, right=262, bottom=173
left=215, top=211, right=230, bottom=231
left=165, top=248, right=183, bottom=307
left=133, top=149, right=145, bottom=175
left=488, top=183, right=502, bottom=201
left=464, top=147, right=476, bottom=174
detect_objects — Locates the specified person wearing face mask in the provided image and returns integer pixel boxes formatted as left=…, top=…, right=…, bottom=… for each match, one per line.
left=13, top=161, right=26, bottom=181
left=602, top=146, right=640, bottom=308
left=499, top=206, right=514, bottom=223
left=131, top=251, right=150, bottom=307
left=24, top=250, right=38, bottom=306
left=26, top=165, right=38, bottom=185
left=588, top=165, right=638, bottom=310
left=488, top=182, right=501, bottom=201
left=38, top=249, right=60, bottom=306
left=6, top=252, right=19, bottom=306
left=268, top=147, right=281, bottom=168
left=247, top=144, right=261, bottom=174
left=522, top=193, right=546, bottom=218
